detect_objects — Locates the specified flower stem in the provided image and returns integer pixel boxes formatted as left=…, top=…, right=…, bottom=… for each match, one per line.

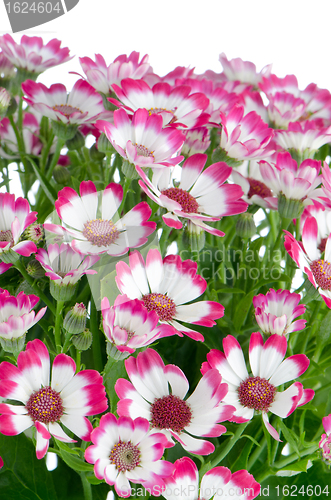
left=46, top=137, right=66, bottom=180
left=14, top=261, right=56, bottom=315
left=80, top=472, right=92, bottom=500
left=119, top=177, right=132, bottom=214
left=90, top=296, right=103, bottom=373
left=210, top=421, right=249, bottom=467
left=54, top=300, right=64, bottom=353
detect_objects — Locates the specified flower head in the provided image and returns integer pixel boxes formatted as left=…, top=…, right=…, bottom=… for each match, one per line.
left=85, top=412, right=174, bottom=497
left=319, top=414, right=331, bottom=464
left=219, top=53, right=272, bottom=87
left=137, top=153, right=247, bottom=235
left=181, top=126, right=211, bottom=155
left=274, top=120, right=331, bottom=157
left=115, top=248, right=224, bottom=341
left=201, top=332, right=314, bottom=440
left=0, top=113, right=43, bottom=159
left=0, top=339, right=108, bottom=459
left=115, top=348, right=235, bottom=455
left=253, top=289, right=306, bottom=336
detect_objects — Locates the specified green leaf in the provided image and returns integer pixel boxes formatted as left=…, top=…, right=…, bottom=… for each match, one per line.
left=54, top=438, right=80, bottom=455
left=276, top=457, right=315, bottom=473
left=103, top=356, right=129, bottom=413
left=71, top=176, right=81, bottom=193
left=0, top=433, right=58, bottom=500
left=58, top=450, right=94, bottom=472
left=27, top=157, right=57, bottom=204
left=85, top=474, right=104, bottom=485
left=279, top=420, right=300, bottom=456
left=316, top=309, right=331, bottom=346
left=215, top=285, right=245, bottom=294
left=233, top=289, right=256, bottom=332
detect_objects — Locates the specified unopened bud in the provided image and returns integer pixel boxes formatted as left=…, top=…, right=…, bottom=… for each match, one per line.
left=71, top=328, right=93, bottom=351
left=66, top=129, right=85, bottom=151
left=235, top=212, right=256, bottom=239
left=63, top=302, right=87, bottom=334
left=53, top=165, right=71, bottom=184
left=22, top=223, right=44, bottom=244
left=26, top=260, right=45, bottom=279
left=0, top=87, right=11, bottom=118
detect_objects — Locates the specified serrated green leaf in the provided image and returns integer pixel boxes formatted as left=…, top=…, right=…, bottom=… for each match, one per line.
left=276, top=457, right=314, bottom=473
left=279, top=420, right=300, bottom=456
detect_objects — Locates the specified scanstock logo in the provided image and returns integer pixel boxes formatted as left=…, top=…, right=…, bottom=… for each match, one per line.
left=3, top=0, right=80, bottom=32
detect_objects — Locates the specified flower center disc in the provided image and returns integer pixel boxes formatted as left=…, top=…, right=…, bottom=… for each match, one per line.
left=0, top=229, right=14, bottom=245
left=247, top=178, right=272, bottom=199
left=311, top=259, right=331, bottom=291
left=238, top=376, right=276, bottom=412
left=133, top=143, right=154, bottom=158
left=142, top=293, right=176, bottom=321
left=151, top=394, right=192, bottom=433
left=109, top=440, right=140, bottom=472
left=53, top=104, right=83, bottom=118
left=83, top=218, right=119, bottom=247
left=161, top=187, right=199, bottom=213
left=26, top=386, right=64, bottom=423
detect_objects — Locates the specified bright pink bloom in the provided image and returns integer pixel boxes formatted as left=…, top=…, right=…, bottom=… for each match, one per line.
left=201, top=333, right=313, bottom=440
left=22, top=79, right=109, bottom=125
left=162, top=457, right=260, bottom=500
left=274, top=120, right=331, bottom=156
left=115, top=348, right=235, bottom=455
left=0, top=192, right=37, bottom=265
left=96, top=108, right=185, bottom=168
left=101, top=295, right=175, bottom=354
left=109, top=78, right=210, bottom=129
left=0, top=35, right=72, bottom=74
left=218, top=106, right=274, bottom=161
left=219, top=53, right=272, bottom=87
left=35, top=243, right=99, bottom=285
left=0, top=289, right=46, bottom=341
left=115, top=248, right=224, bottom=341
left=253, top=289, right=306, bottom=336
left=79, top=51, right=151, bottom=94
left=319, top=414, right=331, bottom=464
left=267, top=92, right=307, bottom=128
left=45, top=180, right=156, bottom=256
left=241, top=89, right=269, bottom=123
left=300, top=201, right=331, bottom=252
left=0, top=113, right=43, bottom=159
left=85, top=413, right=174, bottom=498
left=284, top=216, right=331, bottom=308
left=137, top=153, right=247, bottom=234
left=0, top=339, right=108, bottom=459
left=143, top=66, right=195, bottom=87
left=181, top=127, right=211, bottom=155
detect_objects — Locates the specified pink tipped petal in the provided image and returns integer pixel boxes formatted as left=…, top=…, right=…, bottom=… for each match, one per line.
left=223, top=335, right=249, bottom=380
left=262, top=412, right=281, bottom=441
left=269, top=354, right=310, bottom=386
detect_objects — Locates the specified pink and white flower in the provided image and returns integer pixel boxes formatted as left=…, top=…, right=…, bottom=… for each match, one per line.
left=201, top=332, right=314, bottom=440
left=109, top=78, right=210, bottom=129
left=0, top=52, right=15, bottom=80
left=0, top=113, right=43, bottom=159
left=267, top=92, right=307, bottom=128
left=219, top=53, right=272, bottom=87
left=319, top=414, right=331, bottom=464
left=115, top=248, right=224, bottom=341
left=136, top=153, right=248, bottom=235
left=300, top=201, right=331, bottom=252
left=0, top=35, right=72, bottom=75
left=218, top=106, right=274, bottom=161
left=274, top=120, right=331, bottom=157
left=253, top=289, right=306, bottom=336
left=44, top=180, right=156, bottom=256
left=96, top=108, right=185, bottom=169
left=0, top=339, right=108, bottom=459
left=115, top=348, right=235, bottom=455
left=284, top=216, right=331, bottom=308
left=22, top=79, right=108, bottom=125
left=0, top=289, right=46, bottom=341
left=181, top=127, right=211, bottom=156
left=0, top=192, right=37, bottom=265
left=162, top=457, right=260, bottom=500
left=101, top=295, right=176, bottom=355
left=35, top=243, right=100, bottom=285
left=84, top=412, right=174, bottom=498
left=78, top=51, right=151, bottom=95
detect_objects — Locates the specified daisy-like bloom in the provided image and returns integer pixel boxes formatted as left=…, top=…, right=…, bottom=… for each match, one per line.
left=259, top=152, right=323, bottom=219
left=84, top=413, right=174, bottom=498
left=218, top=106, right=274, bottom=161
left=78, top=51, right=151, bottom=95
left=0, top=35, right=72, bottom=76
left=96, top=108, right=185, bottom=169
left=267, top=92, right=307, bottom=128
left=300, top=201, right=331, bottom=252
left=22, top=79, right=109, bottom=126
left=274, top=120, right=331, bottom=159
left=319, top=414, right=331, bottom=464
left=136, top=153, right=248, bottom=235
left=240, top=90, right=268, bottom=123
left=101, top=294, right=176, bottom=356
left=284, top=216, right=331, bottom=308
left=231, top=160, right=278, bottom=210
left=109, top=78, right=210, bottom=129
left=143, top=66, right=195, bottom=87
left=253, top=289, right=306, bottom=336
left=115, top=348, right=235, bottom=455
left=0, top=339, right=108, bottom=459
left=181, top=127, right=211, bottom=156
left=219, top=53, right=272, bottom=87
left=162, top=457, right=260, bottom=500
left=0, top=192, right=37, bottom=265
left=0, top=113, right=43, bottom=159
left=115, top=249, right=224, bottom=341
left=201, top=332, right=314, bottom=441
left=44, top=180, right=156, bottom=257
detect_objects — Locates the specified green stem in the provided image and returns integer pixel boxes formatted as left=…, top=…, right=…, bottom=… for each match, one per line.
left=54, top=301, right=64, bottom=353
left=46, top=138, right=66, bottom=180
left=119, top=177, right=132, bottom=214
left=272, top=444, right=318, bottom=470
left=90, top=296, right=103, bottom=373
left=76, top=350, right=81, bottom=373
left=14, top=261, right=56, bottom=315
left=210, top=421, right=249, bottom=467
left=80, top=472, right=92, bottom=500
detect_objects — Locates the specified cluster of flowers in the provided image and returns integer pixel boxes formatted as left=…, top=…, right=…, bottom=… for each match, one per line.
left=0, top=33, right=330, bottom=498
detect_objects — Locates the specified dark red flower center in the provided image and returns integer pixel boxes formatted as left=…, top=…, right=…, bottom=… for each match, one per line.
left=310, top=259, right=331, bottom=290
left=318, top=238, right=327, bottom=254
left=161, top=187, right=199, bottom=213
left=142, top=293, right=176, bottom=321
left=83, top=218, right=119, bottom=247
left=247, top=178, right=272, bottom=199
left=109, top=440, right=140, bottom=472
left=238, top=376, right=276, bottom=412
left=0, top=229, right=14, bottom=246
left=53, top=104, right=83, bottom=118
left=26, top=386, right=64, bottom=423
left=151, top=394, right=192, bottom=433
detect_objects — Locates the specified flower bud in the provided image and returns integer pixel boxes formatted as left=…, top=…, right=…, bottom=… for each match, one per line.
left=63, top=303, right=87, bottom=334
left=51, top=120, right=78, bottom=141
left=122, top=160, right=140, bottom=180
left=26, top=260, right=45, bottom=279
left=235, top=212, right=256, bottom=239
left=90, top=143, right=105, bottom=161
left=278, top=194, right=304, bottom=220
left=22, top=223, right=44, bottom=244
left=66, top=129, right=85, bottom=150
left=53, top=165, right=71, bottom=184
left=97, top=133, right=115, bottom=154
left=71, top=328, right=93, bottom=351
